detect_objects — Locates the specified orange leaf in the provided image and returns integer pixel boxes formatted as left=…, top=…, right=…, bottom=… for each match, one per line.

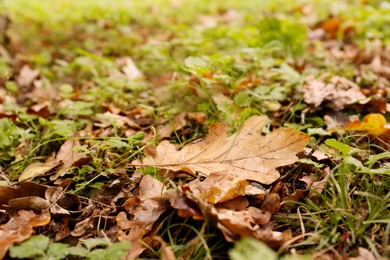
left=0, top=210, right=50, bottom=258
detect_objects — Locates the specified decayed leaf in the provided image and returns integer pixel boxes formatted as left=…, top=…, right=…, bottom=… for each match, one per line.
left=139, top=115, right=309, bottom=185
left=0, top=210, right=51, bottom=259
left=303, top=75, right=369, bottom=110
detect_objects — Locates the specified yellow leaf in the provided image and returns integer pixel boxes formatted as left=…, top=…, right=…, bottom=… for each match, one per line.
left=347, top=113, right=387, bottom=136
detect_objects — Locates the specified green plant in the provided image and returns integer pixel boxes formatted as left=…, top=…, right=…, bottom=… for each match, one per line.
left=9, top=235, right=131, bottom=260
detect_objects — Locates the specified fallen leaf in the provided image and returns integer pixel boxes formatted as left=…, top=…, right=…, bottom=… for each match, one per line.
left=19, top=160, right=62, bottom=182
left=51, top=139, right=90, bottom=180
left=0, top=182, right=79, bottom=213
left=168, top=191, right=203, bottom=219
left=157, top=113, right=187, bottom=138
left=121, top=57, right=143, bottom=81
left=118, top=175, right=170, bottom=259
left=8, top=196, right=50, bottom=212
left=27, top=101, right=52, bottom=118
left=138, top=115, right=310, bottom=185
left=153, top=236, right=176, bottom=260
left=346, top=113, right=389, bottom=136
left=349, top=247, right=376, bottom=260
left=210, top=206, right=285, bottom=246
left=0, top=182, right=46, bottom=209
left=71, top=217, right=92, bottom=237
left=188, top=172, right=248, bottom=204
left=318, top=17, right=343, bottom=39
left=0, top=210, right=50, bottom=259
left=303, top=75, right=369, bottom=110
left=95, top=112, right=140, bottom=129
left=260, top=193, right=280, bottom=215
left=300, top=167, right=331, bottom=198
left=187, top=112, right=207, bottom=124
left=217, top=196, right=249, bottom=211
left=346, top=114, right=390, bottom=150
left=16, top=65, right=40, bottom=88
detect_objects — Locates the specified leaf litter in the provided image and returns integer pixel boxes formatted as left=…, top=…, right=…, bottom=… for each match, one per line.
left=1, top=1, right=390, bottom=258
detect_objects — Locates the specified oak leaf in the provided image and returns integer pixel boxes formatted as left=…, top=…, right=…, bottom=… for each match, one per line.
left=138, top=115, right=310, bottom=185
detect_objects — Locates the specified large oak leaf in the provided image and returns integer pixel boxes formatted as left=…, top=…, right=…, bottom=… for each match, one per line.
left=138, top=115, right=310, bottom=184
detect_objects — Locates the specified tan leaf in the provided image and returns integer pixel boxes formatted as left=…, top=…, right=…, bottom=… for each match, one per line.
left=122, top=57, right=143, bottom=81
left=303, top=75, right=369, bottom=110
left=138, top=115, right=310, bottom=184
left=18, top=160, right=62, bottom=182
left=16, top=65, right=40, bottom=88
left=188, top=172, right=248, bottom=204
left=157, top=113, right=187, bottom=138
left=210, top=206, right=273, bottom=242
left=0, top=210, right=50, bottom=259
left=51, top=139, right=89, bottom=180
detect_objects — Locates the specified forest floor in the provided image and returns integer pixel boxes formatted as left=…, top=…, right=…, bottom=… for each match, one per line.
left=0, top=0, right=389, bottom=259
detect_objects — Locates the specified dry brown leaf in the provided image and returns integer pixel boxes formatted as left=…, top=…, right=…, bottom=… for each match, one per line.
left=303, top=75, right=369, bottom=110
left=187, top=112, right=207, bottom=124
left=8, top=196, right=50, bottom=212
left=260, top=193, right=281, bottom=215
left=188, top=172, right=248, bottom=204
left=51, top=139, right=90, bottom=180
left=153, top=236, right=176, bottom=260
left=168, top=191, right=203, bottom=219
left=0, top=182, right=46, bottom=209
left=118, top=175, right=170, bottom=259
left=349, top=247, right=376, bottom=260
left=300, top=167, right=331, bottom=198
left=157, top=113, right=187, bottom=138
left=138, top=115, right=310, bottom=185
left=217, top=196, right=249, bottom=211
left=210, top=206, right=279, bottom=244
left=0, top=210, right=50, bottom=259
left=0, top=182, right=79, bottom=213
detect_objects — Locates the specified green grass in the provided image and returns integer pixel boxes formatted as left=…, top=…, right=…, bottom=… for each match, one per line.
left=1, top=0, right=389, bottom=259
